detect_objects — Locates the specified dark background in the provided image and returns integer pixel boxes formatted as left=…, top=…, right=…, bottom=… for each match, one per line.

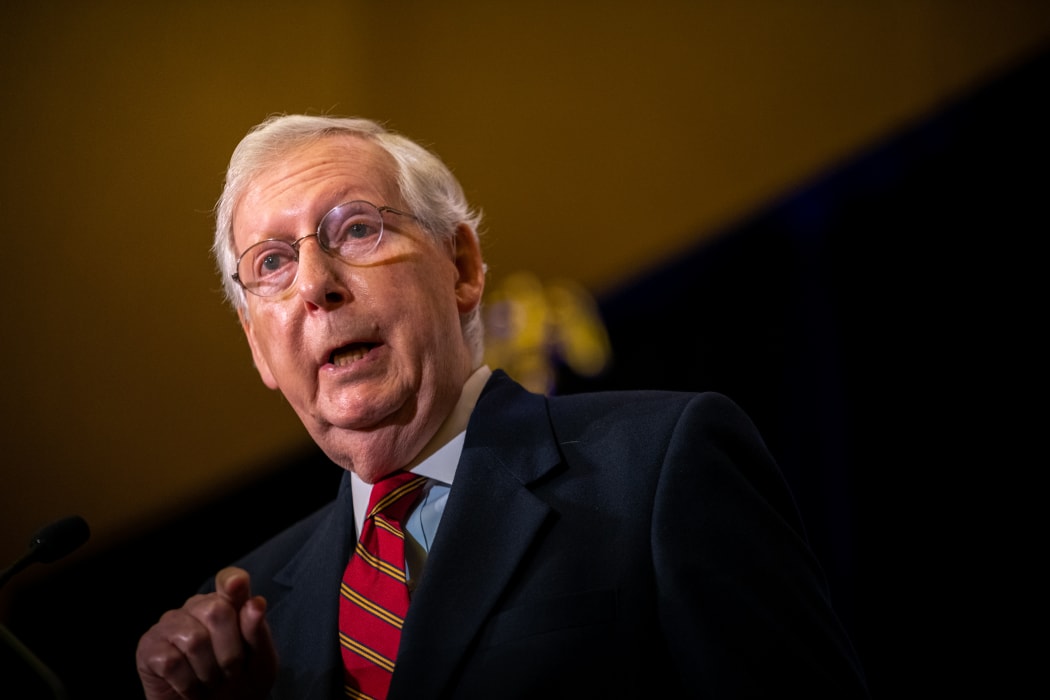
left=4, top=42, right=1045, bottom=700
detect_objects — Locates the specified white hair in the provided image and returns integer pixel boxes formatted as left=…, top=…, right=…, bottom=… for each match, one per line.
left=212, top=114, right=486, bottom=363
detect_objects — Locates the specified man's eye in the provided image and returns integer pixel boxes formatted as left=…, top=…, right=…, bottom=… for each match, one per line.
left=255, top=248, right=294, bottom=276
left=342, top=217, right=381, bottom=241
left=346, top=221, right=377, bottom=239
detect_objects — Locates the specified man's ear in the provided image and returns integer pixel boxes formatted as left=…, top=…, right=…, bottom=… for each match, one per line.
left=238, top=308, right=280, bottom=390
left=452, top=223, right=486, bottom=314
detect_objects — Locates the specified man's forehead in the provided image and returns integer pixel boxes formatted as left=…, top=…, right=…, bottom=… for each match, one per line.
left=278, top=134, right=394, bottom=182
left=246, top=136, right=399, bottom=205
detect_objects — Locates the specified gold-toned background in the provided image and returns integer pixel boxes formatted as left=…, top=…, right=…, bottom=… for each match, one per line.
left=2, top=1, right=1048, bottom=602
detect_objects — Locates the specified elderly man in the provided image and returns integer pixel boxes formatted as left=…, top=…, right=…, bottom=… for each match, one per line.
left=135, top=115, right=869, bottom=699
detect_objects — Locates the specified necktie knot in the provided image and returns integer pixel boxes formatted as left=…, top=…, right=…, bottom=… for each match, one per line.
left=367, top=471, right=427, bottom=524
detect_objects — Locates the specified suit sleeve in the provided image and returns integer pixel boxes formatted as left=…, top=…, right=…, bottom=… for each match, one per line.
left=651, top=392, right=870, bottom=697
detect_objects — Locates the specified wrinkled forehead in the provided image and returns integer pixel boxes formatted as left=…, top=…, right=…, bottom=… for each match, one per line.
left=232, top=134, right=404, bottom=238
left=260, top=134, right=401, bottom=203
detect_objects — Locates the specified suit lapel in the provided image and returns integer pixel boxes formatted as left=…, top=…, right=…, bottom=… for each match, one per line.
left=266, top=472, right=357, bottom=700
left=391, top=371, right=562, bottom=699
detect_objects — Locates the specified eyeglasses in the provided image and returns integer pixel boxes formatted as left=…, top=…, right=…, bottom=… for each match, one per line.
left=233, top=200, right=415, bottom=297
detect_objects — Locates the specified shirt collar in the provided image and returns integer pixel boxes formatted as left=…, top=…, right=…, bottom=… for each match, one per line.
left=351, top=365, right=492, bottom=532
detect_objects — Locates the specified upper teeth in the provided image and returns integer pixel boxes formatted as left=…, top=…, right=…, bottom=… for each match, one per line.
left=332, top=346, right=368, bottom=366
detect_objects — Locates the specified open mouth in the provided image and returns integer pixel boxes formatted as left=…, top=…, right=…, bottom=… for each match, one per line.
left=329, top=343, right=377, bottom=367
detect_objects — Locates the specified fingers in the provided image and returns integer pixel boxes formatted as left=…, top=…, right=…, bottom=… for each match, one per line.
left=240, top=596, right=279, bottom=691
left=215, top=566, right=252, bottom=609
left=239, top=595, right=270, bottom=650
left=216, top=569, right=278, bottom=684
left=137, top=604, right=226, bottom=698
left=136, top=567, right=274, bottom=700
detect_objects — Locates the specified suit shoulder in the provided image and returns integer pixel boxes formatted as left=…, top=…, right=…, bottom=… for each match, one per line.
left=548, top=387, right=742, bottom=424
left=483, top=369, right=744, bottom=424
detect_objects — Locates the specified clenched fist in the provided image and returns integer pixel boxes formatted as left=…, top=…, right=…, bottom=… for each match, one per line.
left=135, top=567, right=278, bottom=699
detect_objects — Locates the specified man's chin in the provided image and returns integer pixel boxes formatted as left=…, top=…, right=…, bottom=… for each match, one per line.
left=310, top=420, right=426, bottom=484
left=307, top=397, right=417, bottom=439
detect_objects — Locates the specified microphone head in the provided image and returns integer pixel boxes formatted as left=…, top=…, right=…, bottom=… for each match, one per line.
left=29, top=515, right=90, bottom=564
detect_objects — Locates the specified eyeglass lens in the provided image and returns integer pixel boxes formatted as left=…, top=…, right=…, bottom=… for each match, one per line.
left=236, top=200, right=387, bottom=296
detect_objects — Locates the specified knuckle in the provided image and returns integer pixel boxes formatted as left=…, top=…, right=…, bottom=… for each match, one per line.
left=147, top=649, right=185, bottom=677
left=186, top=593, right=233, bottom=625
left=197, top=599, right=235, bottom=627
left=174, top=627, right=212, bottom=656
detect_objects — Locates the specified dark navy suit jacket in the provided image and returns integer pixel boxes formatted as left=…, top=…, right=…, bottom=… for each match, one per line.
left=217, top=370, right=869, bottom=698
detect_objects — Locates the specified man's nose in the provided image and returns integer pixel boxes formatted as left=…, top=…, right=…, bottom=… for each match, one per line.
left=294, top=237, right=348, bottom=307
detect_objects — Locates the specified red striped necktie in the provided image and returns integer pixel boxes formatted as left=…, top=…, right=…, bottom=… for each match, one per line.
left=339, top=471, right=427, bottom=699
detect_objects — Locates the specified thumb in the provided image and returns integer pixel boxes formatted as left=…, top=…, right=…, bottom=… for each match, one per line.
left=215, top=566, right=253, bottom=609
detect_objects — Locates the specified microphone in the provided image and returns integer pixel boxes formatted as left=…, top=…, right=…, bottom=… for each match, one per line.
left=0, top=516, right=90, bottom=590
left=0, top=516, right=89, bottom=700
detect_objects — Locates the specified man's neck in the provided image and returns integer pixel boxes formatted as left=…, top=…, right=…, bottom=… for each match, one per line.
left=350, top=365, right=492, bottom=535
left=404, top=364, right=492, bottom=471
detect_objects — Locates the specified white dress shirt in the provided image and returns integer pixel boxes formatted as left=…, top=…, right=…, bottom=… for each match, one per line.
left=350, top=365, right=492, bottom=589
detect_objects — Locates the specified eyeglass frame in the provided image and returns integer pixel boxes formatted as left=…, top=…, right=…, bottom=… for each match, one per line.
left=231, top=199, right=417, bottom=297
